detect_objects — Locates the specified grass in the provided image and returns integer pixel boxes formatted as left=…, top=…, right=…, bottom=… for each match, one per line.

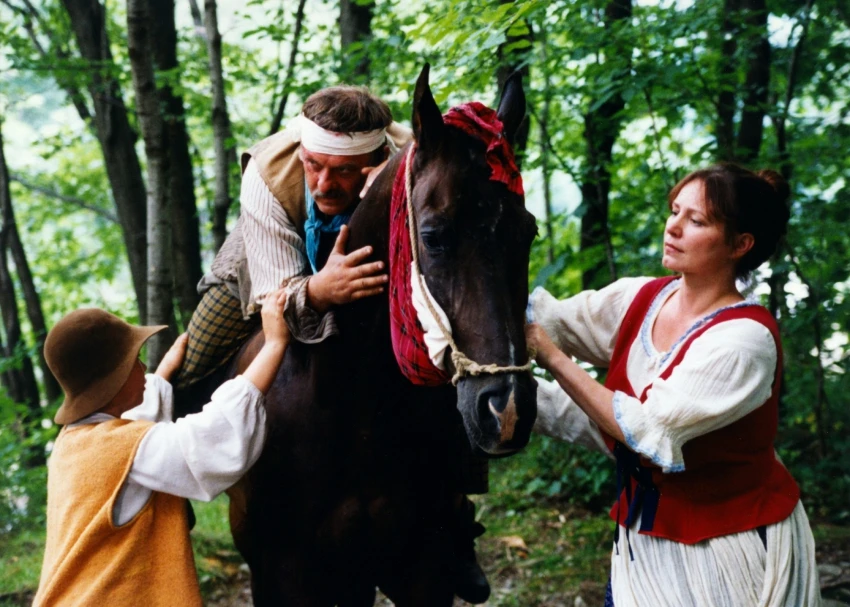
left=2, top=487, right=849, bottom=606
left=0, top=527, right=43, bottom=603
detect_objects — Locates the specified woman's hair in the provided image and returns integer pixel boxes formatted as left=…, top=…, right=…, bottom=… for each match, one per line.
left=301, top=86, right=393, bottom=133
left=668, top=163, right=791, bottom=277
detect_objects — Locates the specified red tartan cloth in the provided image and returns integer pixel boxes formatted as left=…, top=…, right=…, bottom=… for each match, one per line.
left=443, top=102, right=524, bottom=196
left=388, top=103, right=524, bottom=386
left=389, top=150, right=451, bottom=386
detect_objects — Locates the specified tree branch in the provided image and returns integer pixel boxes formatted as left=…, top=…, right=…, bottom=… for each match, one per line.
left=8, top=174, right=119, bottom=222
left=268, top=0, right=307, bottom=136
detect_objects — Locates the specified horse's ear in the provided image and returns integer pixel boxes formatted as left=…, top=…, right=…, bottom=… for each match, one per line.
left=412, top=64, right=444, bottom=154
left=497, top=71, right=526, bottom=145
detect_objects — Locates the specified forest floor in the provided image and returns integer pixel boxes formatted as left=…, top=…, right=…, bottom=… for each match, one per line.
left=3, top=496, right=850, bottom=606
left=194, top=495, right=850, bottom=607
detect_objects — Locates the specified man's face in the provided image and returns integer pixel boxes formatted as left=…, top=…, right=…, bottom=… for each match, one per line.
left=301, top=146, right=379, bottom=216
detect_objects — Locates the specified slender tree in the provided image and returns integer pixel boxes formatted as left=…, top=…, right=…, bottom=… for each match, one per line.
left=579, top=0, right=632, bottom=289
left=205, top=0, right=239, bottom=251
left=339, top=0, right=372, bottom=81
left=495, top=0, right=533, bottom=163
left=149, top=0, right=202, bottom=325
left=127, top=0, right=175, bottom=364
left=59, top=0, right=150, bottom=321
left=0, top=119, right=44, bottom=465
left=268, top=0, right=307, bottom=135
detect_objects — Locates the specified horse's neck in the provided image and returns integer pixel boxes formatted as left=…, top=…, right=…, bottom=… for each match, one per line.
left=336, top=148, right=403, bottom=356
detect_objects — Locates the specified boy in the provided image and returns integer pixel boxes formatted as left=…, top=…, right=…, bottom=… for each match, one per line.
left=33, top=290, right=287, bottom=606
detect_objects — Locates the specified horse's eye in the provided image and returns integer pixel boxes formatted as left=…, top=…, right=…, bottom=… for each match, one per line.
left=421, top=229, right=451, bottom=255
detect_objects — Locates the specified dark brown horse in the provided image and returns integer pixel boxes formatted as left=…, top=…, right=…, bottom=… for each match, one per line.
left=188, top=66, right=538, bottom=606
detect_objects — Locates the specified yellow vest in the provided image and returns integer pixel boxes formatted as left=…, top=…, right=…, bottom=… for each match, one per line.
left=34, top=419, right=202, bottom=607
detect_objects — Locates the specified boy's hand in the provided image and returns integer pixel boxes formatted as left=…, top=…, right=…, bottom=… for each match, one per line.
left=155, top=333, right=188, bottom=381
left=261, top=288, right=289, bottom=348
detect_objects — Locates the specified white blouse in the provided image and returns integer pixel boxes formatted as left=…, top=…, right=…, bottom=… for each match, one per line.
left=70, top=374, right=266, bottom=526
left=529, top=277, right=822, bottom=606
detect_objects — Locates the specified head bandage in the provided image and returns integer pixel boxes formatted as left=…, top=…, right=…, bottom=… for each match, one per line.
left=294, top=114, right=387, bottom=156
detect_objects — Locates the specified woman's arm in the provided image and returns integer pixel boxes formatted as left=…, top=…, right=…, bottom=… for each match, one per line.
left=526, top=323, right=624, bottom=443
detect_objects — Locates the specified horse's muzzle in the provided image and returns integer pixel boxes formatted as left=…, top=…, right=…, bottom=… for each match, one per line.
left=456, top=372, right=537, bottom=457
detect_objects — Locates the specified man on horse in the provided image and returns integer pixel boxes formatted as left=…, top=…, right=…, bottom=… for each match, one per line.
left=174, top=85, right=490, bottom=602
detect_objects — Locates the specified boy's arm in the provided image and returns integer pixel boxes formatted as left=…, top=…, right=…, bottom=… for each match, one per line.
left=120, top=334, right=187, bottom=424
left=124, top=291, right=289, bottom=502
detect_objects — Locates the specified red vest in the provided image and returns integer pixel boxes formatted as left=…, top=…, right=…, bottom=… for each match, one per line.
left=603, top=276, right=799, bottom=545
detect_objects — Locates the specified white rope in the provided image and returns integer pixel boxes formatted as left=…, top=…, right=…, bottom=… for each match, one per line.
left=403, top=146, right=534, bottom=386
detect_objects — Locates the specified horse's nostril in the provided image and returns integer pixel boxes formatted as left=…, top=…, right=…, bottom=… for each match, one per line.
left=485, top=390, right=510, bottom=414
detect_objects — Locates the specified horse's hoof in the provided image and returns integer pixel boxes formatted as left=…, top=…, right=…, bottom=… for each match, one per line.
left=454, top=560, right=491, bottom=604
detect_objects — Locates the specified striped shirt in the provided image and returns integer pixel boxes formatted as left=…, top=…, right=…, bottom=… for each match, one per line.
left=206, top=158, right=337, bottom=343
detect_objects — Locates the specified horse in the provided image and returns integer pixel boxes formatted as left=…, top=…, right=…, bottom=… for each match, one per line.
left=186, top=65, right=538, bottom=606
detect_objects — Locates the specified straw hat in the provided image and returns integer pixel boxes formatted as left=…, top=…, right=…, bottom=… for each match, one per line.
left=45, top=309, right=167, bottom=425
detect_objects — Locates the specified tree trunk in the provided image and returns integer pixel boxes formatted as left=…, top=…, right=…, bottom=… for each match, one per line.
left=539, top=21, right=554, bottom=264
left=205, top=0, right=238, bottom=252
left=338, top=0, right=372, bottom=81
left=715, top=0, right=739, bottom=161
left=61, top=0, right=149, bottom=322
left=127, top=0, right=175, bottom=365
left=579, top=0, right=631, bottom=290
left=149, top=0, right=202, bottom=326
left=735, top=0, right=770, bottom=163
left=496, top=0, right=533, bottom=164
left=0, top=121, right=44, bottom=465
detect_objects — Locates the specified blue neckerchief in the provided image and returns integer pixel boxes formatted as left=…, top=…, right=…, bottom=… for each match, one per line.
left=304, top=180, right=352, bottom=273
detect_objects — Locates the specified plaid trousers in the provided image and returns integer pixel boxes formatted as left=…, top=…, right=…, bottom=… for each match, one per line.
left=173, top=284, right=259, bottom=389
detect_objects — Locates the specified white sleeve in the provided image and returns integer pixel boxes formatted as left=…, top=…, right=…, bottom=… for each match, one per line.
left=533, top=377, right=612, bottom=456
left=613, top=318, right=778, bottom=473
left=528, top=277, right=653, bottom=367
left=241, top=159, right=309, bottom=302
left=122, top=374, right=174, bottom=423
left=127, top=375, right=268, bottom=501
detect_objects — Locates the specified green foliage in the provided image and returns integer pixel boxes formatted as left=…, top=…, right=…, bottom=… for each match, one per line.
left=493, top=434, right=614, bottom=513
left=0, top=392, right=56, bottom=534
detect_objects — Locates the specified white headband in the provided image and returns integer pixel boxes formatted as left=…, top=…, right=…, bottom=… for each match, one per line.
left=294, top=114, right=387, bottom=156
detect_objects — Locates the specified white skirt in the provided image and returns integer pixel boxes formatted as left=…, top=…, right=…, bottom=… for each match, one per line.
left=610, top=501, right=822, bottom=606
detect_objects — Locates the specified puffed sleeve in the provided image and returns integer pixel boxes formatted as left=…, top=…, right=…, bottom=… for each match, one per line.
left=528, top=277, right=653, bottom=367
left=127, top=375, right=267, bottom=501
left=613, top=318, right=778, bottom=473
left=534, top=377, right=612, bottom=456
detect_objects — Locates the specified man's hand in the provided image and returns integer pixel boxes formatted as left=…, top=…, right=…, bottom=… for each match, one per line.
left=155, top=333, right=188, bottom=381
left=306, top=225, right=388, bottom=313
left=359, top=159, right=389, bottom=198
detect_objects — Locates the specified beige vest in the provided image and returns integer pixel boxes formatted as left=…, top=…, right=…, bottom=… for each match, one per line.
left=207, top=122, right=412, bottom=314
left=34, top=419, right=202, bottom=607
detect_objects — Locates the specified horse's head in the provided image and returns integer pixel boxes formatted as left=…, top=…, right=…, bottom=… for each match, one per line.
left=406, top=65, right=538, bottom=456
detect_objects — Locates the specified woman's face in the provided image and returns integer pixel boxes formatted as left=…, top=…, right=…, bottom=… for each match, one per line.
left=662, top=180, right=740, bottom=277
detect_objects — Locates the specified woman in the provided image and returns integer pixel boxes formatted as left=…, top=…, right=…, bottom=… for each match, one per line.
left=525, top=164, right=822, bottom=606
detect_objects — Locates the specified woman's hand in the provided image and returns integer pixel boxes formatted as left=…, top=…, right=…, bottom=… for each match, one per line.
left=155, top=333, right=188, bottom=381
left=525, top=323, right=562, bottom=371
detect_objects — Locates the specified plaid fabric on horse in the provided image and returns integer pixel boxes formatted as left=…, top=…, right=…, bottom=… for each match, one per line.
left=173, top=284, right=260, bottom=389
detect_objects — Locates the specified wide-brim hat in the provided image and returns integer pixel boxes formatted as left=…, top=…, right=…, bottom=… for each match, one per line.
left=45, top=308, right=167, bottom=425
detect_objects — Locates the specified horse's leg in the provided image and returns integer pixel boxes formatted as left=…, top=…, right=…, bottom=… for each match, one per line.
left=337, top=584, right=377, bottom=607
left=377, top=528, right=457, bottom=607
left=248, top=555, right=339, bottom=607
